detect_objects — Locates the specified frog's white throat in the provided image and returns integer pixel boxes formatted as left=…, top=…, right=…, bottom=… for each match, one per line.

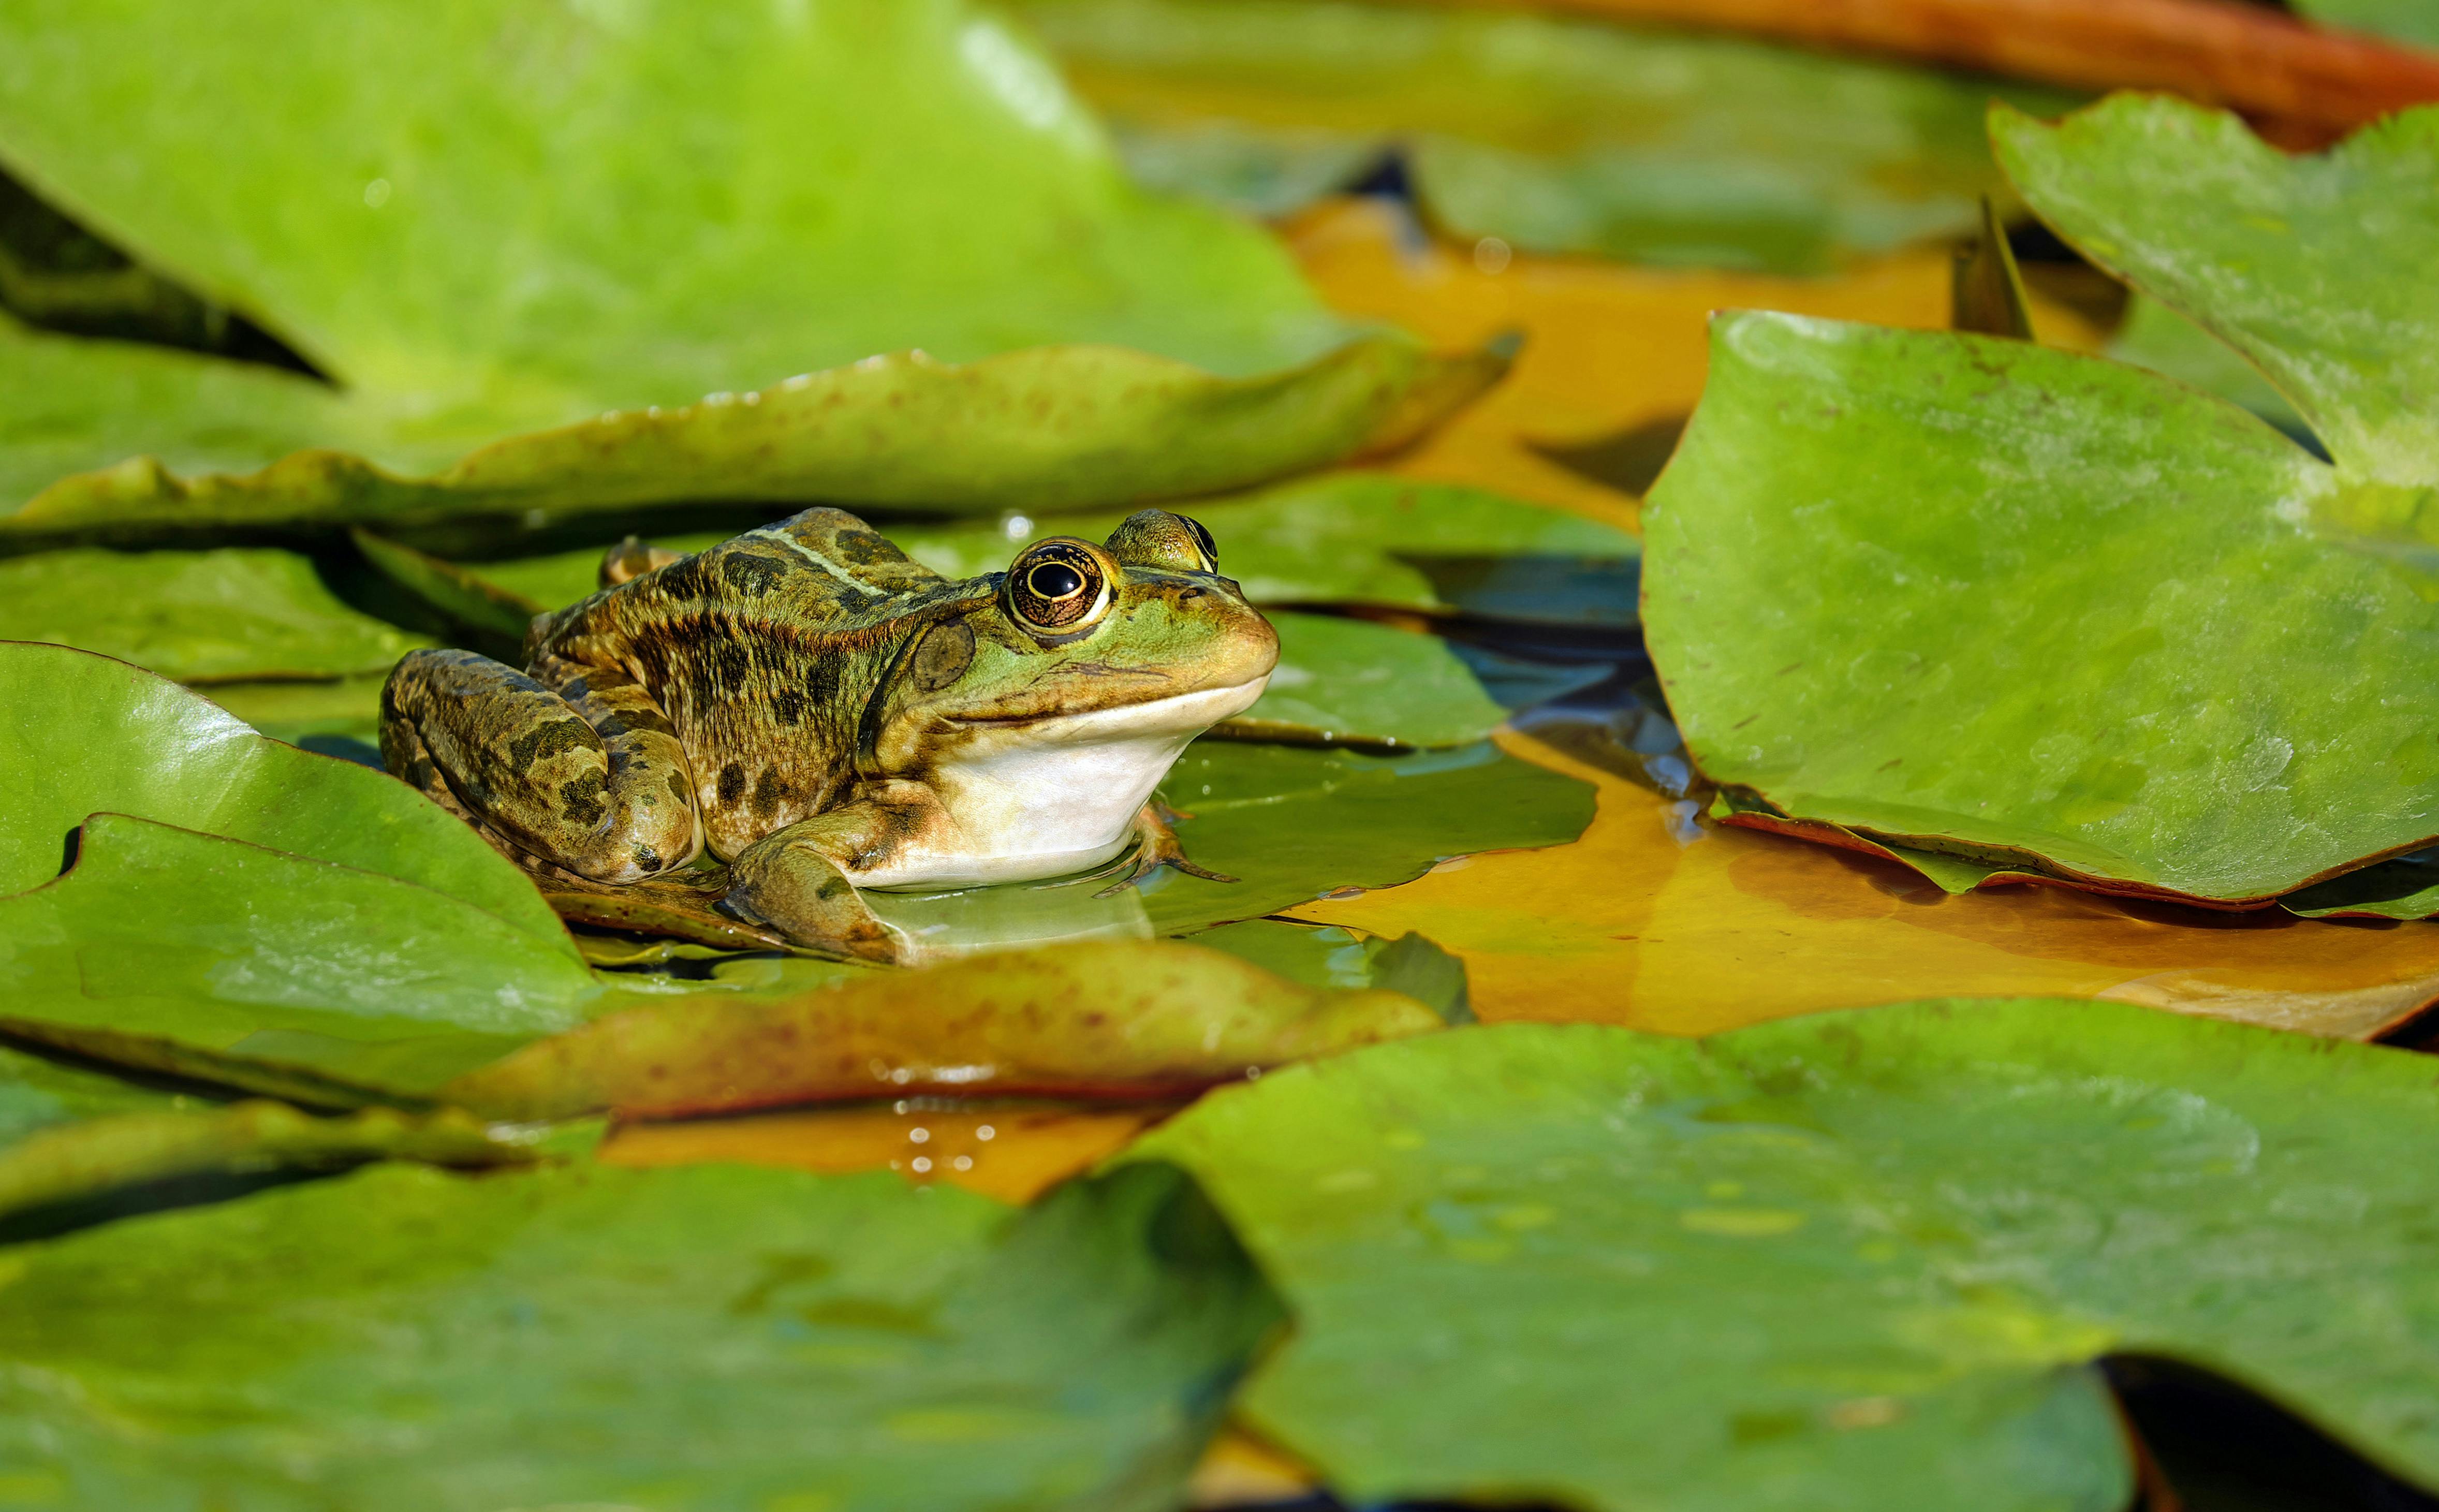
left=858, top=676, right=1271, bottom=890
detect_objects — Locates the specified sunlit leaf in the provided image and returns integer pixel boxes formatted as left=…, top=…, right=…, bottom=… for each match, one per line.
left=445, top=938, right=1447, bottom=1121
left=0, top=0, right=1489, bottom=535
left=1643, top=311, right=2429, bottom=903
left=1217, top=613, right=1506, bottom=749
left=1015, top=0, right=2073, bottom=272
left=1134, top=1000, right=2439, bottom=1509
left=1992, top=96, right=2439, bottom=489
left=0, top=643, right=600, bottom=1100
left=1292, top=732, right=2439, bottom=1040
left=0, top=547, right=428, bottom=682
left=0, top=1157, right=1277, bottom=1511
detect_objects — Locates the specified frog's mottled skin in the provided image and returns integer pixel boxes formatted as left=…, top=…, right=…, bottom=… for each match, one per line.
left=379, top=506, right=1276, bottom=962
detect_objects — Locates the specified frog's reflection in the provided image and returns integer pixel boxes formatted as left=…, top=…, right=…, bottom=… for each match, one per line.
left=865, top=870, right=1154, bottom=967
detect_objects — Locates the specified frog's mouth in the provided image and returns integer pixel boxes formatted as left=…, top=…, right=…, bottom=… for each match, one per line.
left=946, top=673, right=1270, bottom=741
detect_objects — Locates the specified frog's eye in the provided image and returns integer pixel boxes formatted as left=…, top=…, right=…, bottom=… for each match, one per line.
left=1005, top=538, right=1112, bottom=637
left=1103, top=508, right=1218, bottom=574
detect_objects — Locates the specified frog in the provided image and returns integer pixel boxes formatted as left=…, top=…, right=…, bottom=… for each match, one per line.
left=378, top=505, right=1277, bottom=964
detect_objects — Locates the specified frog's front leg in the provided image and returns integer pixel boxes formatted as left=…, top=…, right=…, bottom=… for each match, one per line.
left=378, top=649, right=699, bottom=883
left=722, top=802, right=925, bottom=965
left=1096, top=800, right=1237, bottom=896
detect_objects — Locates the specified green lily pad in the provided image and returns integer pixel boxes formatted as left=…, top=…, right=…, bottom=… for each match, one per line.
left=445, top=937, right=1447, bottom=1121
left=2107, top=294, right=2313, bottom=444
left=1641, top=309, right=2436, bottom=903
left=1139, top=738, right=1592, bottom=931
left=1992, top=97, right=2438, bottom=493
left=0, top=643, right=601, bottom=1100
left=1219, top=612, right=1506, bottom=749
left=1134, top=999, right=2439, bottom=1510
left=0, top=0, right=1492, bottom=537
left=1012, top=0, right=2074, bottom=273
left=0, top=1156, right=1277, bottom=1510
left=198, top=674, right=387, bottom=747
left=2294, top=0, right=2439, bottom=60
left=0, top=547, right=429, bottom=682
left=0, top=641, right=565, bottom=932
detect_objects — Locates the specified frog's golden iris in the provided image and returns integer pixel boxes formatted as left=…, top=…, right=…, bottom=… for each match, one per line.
left=377, top=507, right=1276, bottom=963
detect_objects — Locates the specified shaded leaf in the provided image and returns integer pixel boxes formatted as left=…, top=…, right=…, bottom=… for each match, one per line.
left=1141, top=738, right=1596, bottom=933
left=2280, top=849, right=2439, bottom=920
left=0, top=1157, right=1277, bottom=1511
left=0, top=1100, right=525, bottom=1228
left=1291, top=731, right=2439, bottom=1040
left=2107, top=294, right=2311, bottom=444
left=1016, top=0, right=2074, bottom=273
left=1134, top=1000, right=2439, bottom=1509
left=1949, top=196, right=2034, bottom=340
left=1189, top=919, right=1472, bottom=1023
left=445, top=938, right=1447, bottom=1121
left=197, top=674, right=386, bottom=747
left=1642, top=311, right=2425, bottom=903
left=0, top=547, right=429, bottom=682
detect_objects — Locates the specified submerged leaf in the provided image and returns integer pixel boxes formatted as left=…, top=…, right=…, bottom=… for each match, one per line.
left=1015, top=0, right=2073, bottom=272
left=0, top=547, right=428, bottom=682
left=0, top=1157, right=1277, bottom=1511
left=1292, top=731, right=2439, bottom=1040
left=445, top=938, right=1448, bottom=1121
left=1136, top=1000, right=2439, bottom=1509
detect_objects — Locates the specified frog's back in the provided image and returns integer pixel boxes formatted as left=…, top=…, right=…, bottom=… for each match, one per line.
left=528, top=509, right=982, bottom=843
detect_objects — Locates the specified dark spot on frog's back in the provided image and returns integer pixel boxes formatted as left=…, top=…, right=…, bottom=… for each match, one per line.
left=829, top=527, right=902, bottom=565
left=508, top=717, right=593, bottom=771
left=632, top=843, right=660, bottom=873
left=752, top=768, right=792, bottom=818
left=560, top=772, right=609, bottom=827
left=718, top=762, right=748, bottom=806
left=721, top=551, right=791, bottom=597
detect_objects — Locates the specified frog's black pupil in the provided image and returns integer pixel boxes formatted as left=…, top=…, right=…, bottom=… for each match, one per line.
left=1029, top=562, right=1084, bottom=599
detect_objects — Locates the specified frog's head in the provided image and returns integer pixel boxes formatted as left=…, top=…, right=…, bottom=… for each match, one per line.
left=864, top=509, right=1277, bottom=777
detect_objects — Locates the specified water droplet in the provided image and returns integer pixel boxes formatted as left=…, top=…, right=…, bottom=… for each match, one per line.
left=1472, top=236, right=1511, bottom=274
left=908, top=1127, right=930, bottom=1144
left=910, top=1155, right=932, bottom=1174
left=1002, top=513, right=1033, bottom=541
left=951, top=1155, right=973, bottom=1171
left=975, top=1125, right=995, bottom=1141
left=362, top=178, right=392, bottom=209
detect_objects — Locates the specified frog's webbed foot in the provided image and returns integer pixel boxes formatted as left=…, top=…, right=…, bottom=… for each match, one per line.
left=722, top=823, right=910, bottom=966
left=1097, top=800, right=1236, bottom=897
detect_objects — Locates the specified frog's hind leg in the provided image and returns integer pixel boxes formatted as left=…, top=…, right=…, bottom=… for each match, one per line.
left=723, top=811, right=912, bottom=965
left=378, top=648, right=700, bottom=884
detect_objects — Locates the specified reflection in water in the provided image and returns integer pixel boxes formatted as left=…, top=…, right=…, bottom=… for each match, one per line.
left=866, top=868, right=1155, bottom=966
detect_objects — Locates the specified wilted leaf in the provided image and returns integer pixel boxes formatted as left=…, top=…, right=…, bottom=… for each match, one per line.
left=0, top=547, right=428, bottom=681
left=0, top=0, right=1489, bottom=535
left=445, top=938, right=1448, bottom=1121
left=0, top=1157, right=1277, bottom=1511
left=1292, top=732, right=2439, bottom=1039
left=1643, top=311, right=2427, bottom=903
left=1134, top=1000, right=2439, bottom=1510
left=1015, top=0, right=2073, bottom=272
